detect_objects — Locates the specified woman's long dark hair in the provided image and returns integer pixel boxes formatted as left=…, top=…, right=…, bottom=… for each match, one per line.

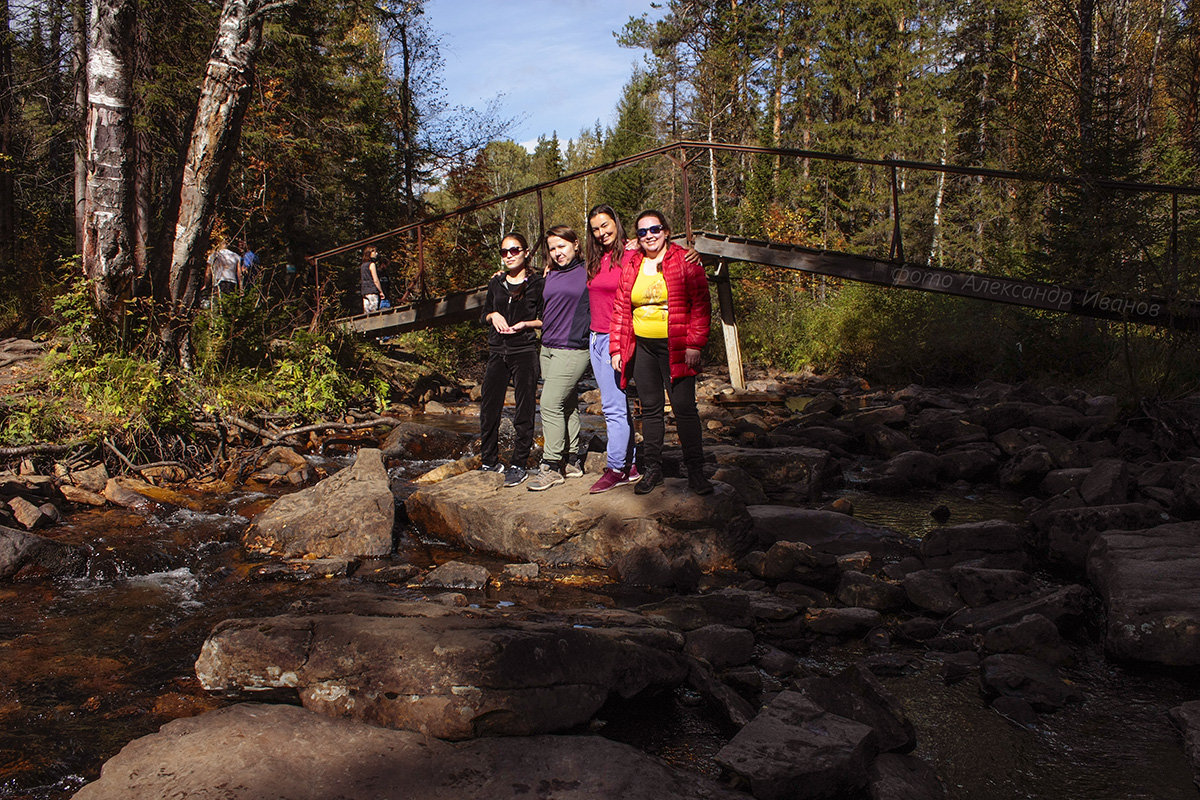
left=585, top=204, right=625, bottom=280
left=543, top=225, right=581, bottom=273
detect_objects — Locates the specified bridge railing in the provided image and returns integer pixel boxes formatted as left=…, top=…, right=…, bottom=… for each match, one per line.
left=315, top=139, right=1200, bottom=322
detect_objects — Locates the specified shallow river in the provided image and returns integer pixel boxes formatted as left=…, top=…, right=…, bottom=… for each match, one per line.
left=0, top=444, right=1196, bottom=799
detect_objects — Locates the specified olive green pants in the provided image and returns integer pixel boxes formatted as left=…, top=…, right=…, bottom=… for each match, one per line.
left=538, top=346, right=589, bottom=465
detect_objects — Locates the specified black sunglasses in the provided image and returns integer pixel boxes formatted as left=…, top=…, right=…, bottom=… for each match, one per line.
left=499, top=246, right=524, bottom=257
left=636, top=224, right=664, bottom=237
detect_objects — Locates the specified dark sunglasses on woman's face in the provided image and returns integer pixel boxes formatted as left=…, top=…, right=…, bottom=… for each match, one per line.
left=499, top=246, right=524, bottom=257
left=636, top=225, right=664, bottom=237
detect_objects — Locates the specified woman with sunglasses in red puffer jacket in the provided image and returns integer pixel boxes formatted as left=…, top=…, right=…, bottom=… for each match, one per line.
left=609, top=209, right=712, bottom=496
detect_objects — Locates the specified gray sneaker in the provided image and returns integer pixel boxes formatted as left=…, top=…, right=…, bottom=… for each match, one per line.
left=502, top=465, right=527, bottom=487
left=562, top=460, right=584, bottom=479
left=526, top=464, right=565, bottom=491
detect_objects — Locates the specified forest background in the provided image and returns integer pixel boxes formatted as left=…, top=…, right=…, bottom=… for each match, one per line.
left=3, top=0, right=1200, bottom=449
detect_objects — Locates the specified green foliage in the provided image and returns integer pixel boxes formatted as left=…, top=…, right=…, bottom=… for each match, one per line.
left=267, top=329, right=389, bottom=419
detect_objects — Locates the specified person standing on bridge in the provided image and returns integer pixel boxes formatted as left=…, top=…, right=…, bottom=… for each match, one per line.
left=360, top=245, right=385, bottom=314
left=479, top=233, right=544, bottom=488
left=526, top=225, right=591, bottom=492
left=610, top=210, right=712, bottom=496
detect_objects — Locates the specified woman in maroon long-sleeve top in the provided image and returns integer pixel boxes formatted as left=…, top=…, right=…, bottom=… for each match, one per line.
left=609, top=210, right=712, bottom=495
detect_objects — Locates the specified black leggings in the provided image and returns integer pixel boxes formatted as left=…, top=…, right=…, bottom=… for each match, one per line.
left=479, top=349, right=538, bottom=467
left=630, top=336, right=703, bottom=469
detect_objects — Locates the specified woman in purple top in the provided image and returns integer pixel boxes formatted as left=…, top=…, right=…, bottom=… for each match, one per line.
left=526, top=225, right=591, bottom=492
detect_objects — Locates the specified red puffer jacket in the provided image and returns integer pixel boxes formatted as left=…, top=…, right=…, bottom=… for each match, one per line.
left=609, top=242, right=711, bottom=388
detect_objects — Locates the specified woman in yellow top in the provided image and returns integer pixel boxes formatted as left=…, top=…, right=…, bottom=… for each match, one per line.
left=609, top=210, right=712, bottom=495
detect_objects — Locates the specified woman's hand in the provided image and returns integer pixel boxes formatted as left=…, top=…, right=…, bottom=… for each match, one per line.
left=684, top=348, right=702, bottom=370
left=684, top=247, right=702, bottom=265
left=623, top=238, right=638, bottom=251
left=611, top=354, right=621, bottom=371
left=489, top=313, right=513, bottom=334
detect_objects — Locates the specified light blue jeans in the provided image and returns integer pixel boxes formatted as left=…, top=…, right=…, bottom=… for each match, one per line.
left=589, top=331, right=634, bottom=471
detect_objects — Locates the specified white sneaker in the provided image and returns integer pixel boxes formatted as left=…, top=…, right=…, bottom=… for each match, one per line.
left=527, top=464, right=565, bottom=491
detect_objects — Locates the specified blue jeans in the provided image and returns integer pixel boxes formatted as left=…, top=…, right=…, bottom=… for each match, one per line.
left=590, top=332, right=634, bottom=471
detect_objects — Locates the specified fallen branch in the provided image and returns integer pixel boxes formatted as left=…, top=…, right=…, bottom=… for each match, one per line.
left=224, top=413, right=402, bottom=444
left=0, top=442, right=82, bottom=457
left=104, top=437, right=142, bottom=475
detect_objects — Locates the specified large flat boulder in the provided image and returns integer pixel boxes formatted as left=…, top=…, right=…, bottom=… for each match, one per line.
left=72, top=703, right=745, bottom=800
left=405, top=470, right=754, bottom=569
left=195, top=602, right=689, bottom=739
left=245, top=448, right=394, bottom=558
left=1087, top=522, right=1200, bottom=665
left=1030, top=503, right=1171, bottom=570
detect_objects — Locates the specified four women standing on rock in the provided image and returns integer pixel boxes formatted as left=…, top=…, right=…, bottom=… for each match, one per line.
left=481, top=208, right=712, bottom=496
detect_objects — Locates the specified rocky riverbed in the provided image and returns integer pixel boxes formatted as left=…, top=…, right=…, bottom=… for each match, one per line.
left=3, top=369, right=1200, bottom=799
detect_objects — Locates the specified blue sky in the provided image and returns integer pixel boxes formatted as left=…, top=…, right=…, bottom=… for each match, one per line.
left=423, top=0, right=662, bottom=149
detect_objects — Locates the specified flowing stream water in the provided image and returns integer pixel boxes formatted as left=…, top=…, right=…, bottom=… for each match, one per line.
left=0, top=444, right=1196, bottom=799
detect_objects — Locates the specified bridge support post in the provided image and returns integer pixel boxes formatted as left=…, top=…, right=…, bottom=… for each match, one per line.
left=714, top=259, right=745, bottom=390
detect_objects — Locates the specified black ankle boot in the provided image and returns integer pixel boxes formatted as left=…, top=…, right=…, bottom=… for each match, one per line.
left=635, top=465, right=662, bottom=494
left=687, top=465, right=713, bottom=495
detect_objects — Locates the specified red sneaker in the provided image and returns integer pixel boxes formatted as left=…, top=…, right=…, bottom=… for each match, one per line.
left=589, top=468, right=625, bottom=494
left=618, top=465, right=642, bottom=485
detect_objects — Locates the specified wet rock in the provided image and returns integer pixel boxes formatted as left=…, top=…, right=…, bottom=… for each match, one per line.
left=8, top=495, right=48, bottom=529
left=0, top=524, right=86, bottom=580
left=501, top=562, right=539, bottom=581
left=949, top=566, right=1036, bottom=607
left=1168, top=701, right=1200, bottom=791
left=59, top=484, right=106, bottom=506
left=866, top=451, right=942, bottom=493
left=638, top=591, right=755, bottom=631
left=981, top=613, right=1071, bottom=665
left=757, top=645, right=800, bottom=677
left=407, top=470, right=753, bottom=570
left=837, top=570, right=906, bottom=611
left=422, top=560, right=489, bottom=590
left=1030, top=502, right=1170, bottom=570
left=999, top=445, right=1056, bottom=489
left=685, top=624, right=756, bottom=668
left=72, top=703, right=743, bottom=800
left=979, top=654, right=1082, bottom=711
left=902, top=570, right=964, bottom=616
left=1040, top=468, right=1090, bottom=496
left=867, top=753, right=948, bottom=800
left=195, top=603, right=689, bottom=739
left=103, top=476, right=200, bottom=511
left=68, top=462, right=109, bottom=493
left=246, top=449, right=395, bottom=559
left=254, top=557, right=359, bottom=581
left=843, top=404, right=907, bottom=430
left=863, top=653, right=918, bottom=676
left=806, top=607, right=881, bottom=637
left=380, top=420, right=473, bottom=461
left=711, top=465, right=768, bottom=505
left=715, top=691, right=877, bottom=800
left=750, top=506, right=914, bottom=561
left=921, top=520, right=1028, bottom=570
left=990, top=695, right=1039, bottom=727
left=1087, top=522, right=1200, bottom=665
left=937, top=444, right=1000, bottom=482
left=1172, top=464, right=1200, bottom=519
left=357, top=563, right=420, bottom=584
left=1079, top=459, right=1131, bottom=506
left=706, top=445, right=833, bottom=502
left=899, top=617, right=940, bottom=641
left=910, top=409, right=987, bottom=449
left=947, top=585, right=1090, bottom=634
left=758, top=539, right=819, bottom=581
left=938, top=651, right=979, bottom=684
left=836, top=551, right=872, bottom=571
left=797, top=664, right=916, bottom=753
left=861, top=425, right=914, bottom=459
left=685, top=657, right=757, bottom=727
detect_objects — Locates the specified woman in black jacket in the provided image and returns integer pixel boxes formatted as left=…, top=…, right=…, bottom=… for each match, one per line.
left=479, top=233, right=544, bottom=487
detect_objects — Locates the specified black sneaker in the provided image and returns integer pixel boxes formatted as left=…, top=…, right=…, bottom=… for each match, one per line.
left=634, top=466, right=662, bottom=495
left=502, top=465, right=527, bottom=488
left=479, top=462, right=504, bottom=474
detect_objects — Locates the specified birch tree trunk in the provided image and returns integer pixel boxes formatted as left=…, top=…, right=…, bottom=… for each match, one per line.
left=132, top=10, right=150, bottom=282
left=159, top=0, right=287, bottom=368
left=83, top=0, right=136, bottom=323
left=72, top=0, right=88, bottom=253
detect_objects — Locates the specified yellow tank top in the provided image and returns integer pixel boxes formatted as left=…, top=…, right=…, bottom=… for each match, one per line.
left=631, top=257, right=668, bottom=338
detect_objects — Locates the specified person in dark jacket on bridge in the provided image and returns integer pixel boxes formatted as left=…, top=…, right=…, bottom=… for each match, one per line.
left=610, top=210, right=712, bottom=496
left=479, top=233, right=544, bottom=488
